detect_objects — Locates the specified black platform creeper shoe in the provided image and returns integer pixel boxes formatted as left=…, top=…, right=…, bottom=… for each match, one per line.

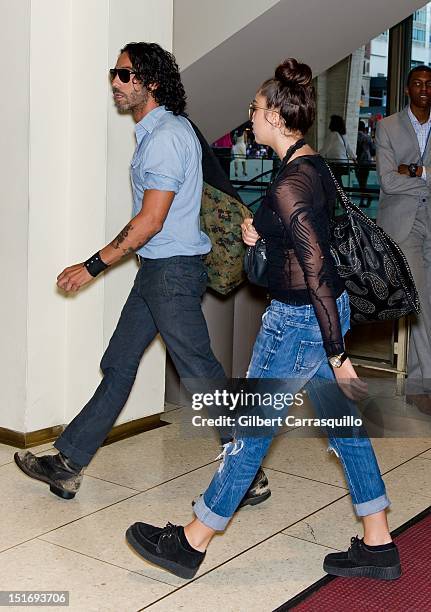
left=126, top=522, right=205, bottom=580
left=323, top=536, right=401, bottom=580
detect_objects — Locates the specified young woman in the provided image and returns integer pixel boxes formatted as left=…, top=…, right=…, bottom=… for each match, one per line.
left=320, top=114, right=356, bottom=185
left=320, top=114, right=357, bottom=162
left=125, top=59, right=401, bottom=583
left=232, top=128, right=248, bottom=177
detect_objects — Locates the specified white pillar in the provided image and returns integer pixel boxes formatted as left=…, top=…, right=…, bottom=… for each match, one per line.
left=0, top=0, right=172, bottom=434
left=0, top=0, right=31, bottom=432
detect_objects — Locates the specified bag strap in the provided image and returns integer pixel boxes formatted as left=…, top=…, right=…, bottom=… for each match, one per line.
left=324, top=159, right=390, bottom=232
left=324, top=161, right=357, bottom=215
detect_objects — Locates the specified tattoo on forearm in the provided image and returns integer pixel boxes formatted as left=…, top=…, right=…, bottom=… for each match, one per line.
left=120, top=241, right=147, bottom=259
left=112, top=223, right=134, bottom=249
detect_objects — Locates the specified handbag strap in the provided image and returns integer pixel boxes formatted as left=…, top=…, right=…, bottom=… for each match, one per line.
left=324, top=159, right=381, bottom=230
left=324, top=161, right=355, bottom=214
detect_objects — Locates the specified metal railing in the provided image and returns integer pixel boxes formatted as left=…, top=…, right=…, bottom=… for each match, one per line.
left=214, top=152, right=381, bottom=219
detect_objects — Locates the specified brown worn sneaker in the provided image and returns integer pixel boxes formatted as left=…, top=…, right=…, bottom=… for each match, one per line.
left=238, top=467, right=271, bottom=508
left=192, top=467, right=271, bottom=509
left=14, top=451, right=83, bottom=500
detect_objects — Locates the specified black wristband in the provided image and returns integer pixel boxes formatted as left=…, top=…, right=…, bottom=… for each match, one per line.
left=84, top=252, right=109, bottom=277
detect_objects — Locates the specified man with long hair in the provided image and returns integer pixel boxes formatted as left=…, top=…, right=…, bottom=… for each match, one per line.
left=14, top=42, right=269, bottom=508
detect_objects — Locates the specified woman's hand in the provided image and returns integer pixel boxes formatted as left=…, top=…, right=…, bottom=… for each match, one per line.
left=241, top=218, right=260, bottom=246
left=332, top=357, right=368, bottom=401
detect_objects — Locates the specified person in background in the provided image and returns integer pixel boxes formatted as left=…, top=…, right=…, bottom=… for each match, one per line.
left=376, top=65, right=431, bottom=414
left=232, top=128, right=248, bottom=177
left=356, top=120, right=375, bottom=207
left=320, top=114, right=356, bottom=185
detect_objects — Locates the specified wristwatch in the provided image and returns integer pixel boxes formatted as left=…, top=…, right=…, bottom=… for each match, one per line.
left=408, top=163, right=418, bottom=178
left=328, top=352, right=348, bottom=368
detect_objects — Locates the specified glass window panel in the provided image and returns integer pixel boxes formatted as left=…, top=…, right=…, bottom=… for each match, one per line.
left=411, top=3, right=431, bottom=65
left=313, top=34, right=388, bottom=221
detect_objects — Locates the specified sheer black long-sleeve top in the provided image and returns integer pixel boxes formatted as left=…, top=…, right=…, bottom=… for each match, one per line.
left=252, top=154, right=346, bottom=357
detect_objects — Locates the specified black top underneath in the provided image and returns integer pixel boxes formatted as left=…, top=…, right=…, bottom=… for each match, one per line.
left=253, top=154, right=345, bottom=356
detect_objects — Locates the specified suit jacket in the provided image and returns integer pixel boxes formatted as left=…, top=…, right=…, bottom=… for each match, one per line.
left=376, top=105, right=431, bottom=243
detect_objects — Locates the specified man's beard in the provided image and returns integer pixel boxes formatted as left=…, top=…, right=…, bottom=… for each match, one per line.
left=115, top=97, right=132, bottom=113
left=113, top=88, right=149, bottom=114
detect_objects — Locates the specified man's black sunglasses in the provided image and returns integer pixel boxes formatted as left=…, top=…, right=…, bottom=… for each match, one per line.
left=109, top=68, right=138, bottom=83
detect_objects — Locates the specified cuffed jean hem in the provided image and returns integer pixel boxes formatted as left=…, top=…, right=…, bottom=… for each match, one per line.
left=54, top=438, right=90, bottom=469
left=193, top=495, right=231, bottom=531
left=354, top=493, right=390, bottom=517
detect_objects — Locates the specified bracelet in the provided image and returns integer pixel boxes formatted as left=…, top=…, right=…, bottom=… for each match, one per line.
left=84, top=252, right=109, bottom=277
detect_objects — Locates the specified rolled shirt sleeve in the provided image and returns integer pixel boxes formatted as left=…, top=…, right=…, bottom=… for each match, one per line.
left=140, top=128, right=187, bottom=194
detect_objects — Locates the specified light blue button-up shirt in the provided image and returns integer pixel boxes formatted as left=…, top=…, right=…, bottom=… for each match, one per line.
left=130, top=105, right=211, bottom=258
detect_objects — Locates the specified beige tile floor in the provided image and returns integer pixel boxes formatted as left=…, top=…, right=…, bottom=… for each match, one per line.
left=1, top=407, right=430, bottom=612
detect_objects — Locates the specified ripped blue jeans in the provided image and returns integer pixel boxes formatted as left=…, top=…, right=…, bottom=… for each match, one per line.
left=194, top=291, right=389, bottom=530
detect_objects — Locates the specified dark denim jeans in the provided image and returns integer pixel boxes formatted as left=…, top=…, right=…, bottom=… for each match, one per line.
left=55, top=255, right=225, bottom=467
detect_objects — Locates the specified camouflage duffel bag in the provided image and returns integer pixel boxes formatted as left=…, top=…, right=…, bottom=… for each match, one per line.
left=200, top=182, right=250, bottom=295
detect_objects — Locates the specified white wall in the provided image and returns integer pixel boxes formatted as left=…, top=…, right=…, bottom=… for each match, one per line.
left=64, top=0, right=110, bottom=423
left=0, top=0, right=31, bottom=431
left=1, top=0, right=171, bottom=433
left=26, top=0, right=73, bottom=431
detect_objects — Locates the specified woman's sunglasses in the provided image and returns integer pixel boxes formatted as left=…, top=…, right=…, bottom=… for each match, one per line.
left=109, top=68, right=138, bottom=83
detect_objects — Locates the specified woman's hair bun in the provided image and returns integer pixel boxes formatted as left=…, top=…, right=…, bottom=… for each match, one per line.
left=275, top=58, right=312, bottom=87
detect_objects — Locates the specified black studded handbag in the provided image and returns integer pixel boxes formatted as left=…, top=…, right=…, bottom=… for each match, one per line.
left=244, top=160, right=420, bottom=324
left=326, top=163, right=420, bottom=324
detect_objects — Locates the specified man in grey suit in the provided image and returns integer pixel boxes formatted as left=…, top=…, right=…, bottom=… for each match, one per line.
left=376, top=66, right=431, bottom=411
